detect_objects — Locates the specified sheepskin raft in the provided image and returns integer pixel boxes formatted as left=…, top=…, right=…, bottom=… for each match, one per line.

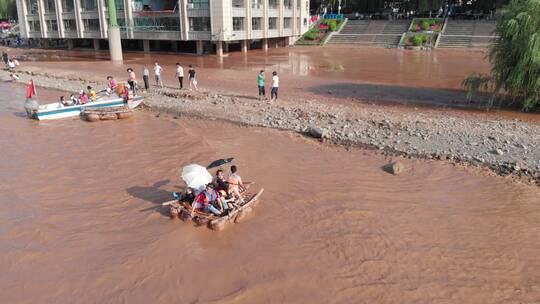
left=81, top=106, right=133, bottom=122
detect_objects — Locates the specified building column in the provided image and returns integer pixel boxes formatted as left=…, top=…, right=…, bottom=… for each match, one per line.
left=36, top=0, right=47, bottom=38
left=67, top=39, right=74, bottom=49
left=196, top=40, right=204, bottom=55
left=54, top=0, right=64, bottom=37
left=241, top=40, right=248, bottom=53
left=93, top=39, right=100, bottom=50
left=143, top=39, right=150, bottom=52
left=215, top=41, right=223, bottom=57
left=262, top=38, right=268, bottom=51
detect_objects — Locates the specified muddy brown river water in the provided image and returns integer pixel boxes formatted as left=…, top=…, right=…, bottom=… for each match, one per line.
left=1, top=82, right=540, bottom=303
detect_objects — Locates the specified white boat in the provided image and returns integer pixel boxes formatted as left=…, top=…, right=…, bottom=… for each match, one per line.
left=25, top=95, right=144, bottom=120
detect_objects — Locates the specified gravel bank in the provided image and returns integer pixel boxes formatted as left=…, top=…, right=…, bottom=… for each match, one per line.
left=3, top=68, right=539, bottom=185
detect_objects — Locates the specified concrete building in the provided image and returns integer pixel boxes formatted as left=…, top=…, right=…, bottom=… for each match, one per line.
left=15, top=0, right=310, bottom=54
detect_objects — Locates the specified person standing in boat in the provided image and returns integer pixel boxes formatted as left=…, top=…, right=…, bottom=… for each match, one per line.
left=142, top=65, right=150, bottom=91
left=227, top=165, right=244, bottom=202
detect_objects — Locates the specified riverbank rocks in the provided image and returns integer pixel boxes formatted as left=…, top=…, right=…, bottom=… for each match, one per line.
left=307, top=127, right=329, bottom=139
left=384, top=161, right=405, bottom=175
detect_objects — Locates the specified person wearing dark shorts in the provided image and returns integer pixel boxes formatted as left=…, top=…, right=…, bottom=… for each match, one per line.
left=257, top=70, right=265, bottom=100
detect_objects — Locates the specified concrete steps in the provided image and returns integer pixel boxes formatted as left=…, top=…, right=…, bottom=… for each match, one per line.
left=327, top=20, right=409, bottom=48
left=437, top=20, right=496, bottom=49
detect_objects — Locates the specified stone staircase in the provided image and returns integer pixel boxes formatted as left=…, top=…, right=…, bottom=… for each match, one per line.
left=437, top=20, right=496, bottom=49
left=327, top=20, right=410, bottom=48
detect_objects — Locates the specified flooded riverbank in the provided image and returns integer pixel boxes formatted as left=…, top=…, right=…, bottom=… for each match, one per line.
left=1, top=83, right=540, bottom=303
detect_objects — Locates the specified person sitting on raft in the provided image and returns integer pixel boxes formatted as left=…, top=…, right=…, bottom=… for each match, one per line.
left=191, top=184, right=229, bottom=217
left=87, top=86, right=97, bottom=102
left=213, top=169, right=229, bottom=192
left=78, top=90, right=89, bottom=104
left=106, top=76, right=118, bottom=96
left=59, top=96, right=73, bottom=107
left=172, top=187, right=195, bottom=204
left=227, top=165, right=245, bottom=202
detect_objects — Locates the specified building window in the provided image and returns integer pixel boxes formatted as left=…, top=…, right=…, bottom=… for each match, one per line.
left=46, top=20, right=58, bottom=31
left=43, top=0, right=56, bottom=13
left=61, top=0, right=74, bottom=12
left=133, top=17, right=179, bottom=31
left=296, top=17, right=300, bottom=31
left=83, top=18, right=100, bottom=31
left=233, top=17, right=244, bottom=31
left=187, top=0, right=209, bottom=9
left=268, top=17, right=278, bottom=30
left=251, top=0, right=262, bottom=9
left=80, top=0, right=97, bottom=11
left=63, top=19, right=77, bottom=31
left=296, top=0, right=300, bottom=9
left=251, top=17, right=262, bottom=30
left=189, top=17, right=210, bottom=31
left=25, top=0, right=39, bottom=14
left=232, top=0, right=244, bottom=8
left=28, top=20, right=41, bottom=31
left=269, top=0, right=278, bottom=9
left=284, top=17, right=291, bottom=29
left=284, top=0, right=292, bottom=9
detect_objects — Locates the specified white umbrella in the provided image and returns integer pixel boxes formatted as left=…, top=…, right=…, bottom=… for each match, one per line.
left=181, top=164, right=212, bottom=190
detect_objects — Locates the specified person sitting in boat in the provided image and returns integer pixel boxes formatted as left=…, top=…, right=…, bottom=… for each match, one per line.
left=227, top=165, right=245, bottom=202
left=191, top=184, right=229, bottom=217
left=213, top=169, right=229, bottom=192
left=87, top=86, right=97, bottom=102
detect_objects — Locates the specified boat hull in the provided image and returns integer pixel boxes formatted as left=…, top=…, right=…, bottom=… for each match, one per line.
left=34, top=96, right=143, bottom=120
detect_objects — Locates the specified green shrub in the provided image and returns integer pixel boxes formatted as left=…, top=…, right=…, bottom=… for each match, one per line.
left=412, top=35, right=424, bottom=46
left=421, top=35, right=428, bottom=43
left=428, top=18, right=437, bottom=26
left=327, top=19, right=337, bottom=31
left=421, top=21, right=430, bottom=31
left=304, top=30, right=319, bottom=40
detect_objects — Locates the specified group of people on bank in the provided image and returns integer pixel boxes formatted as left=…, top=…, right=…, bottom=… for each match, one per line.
left=175, top=165, right=245, bottom=217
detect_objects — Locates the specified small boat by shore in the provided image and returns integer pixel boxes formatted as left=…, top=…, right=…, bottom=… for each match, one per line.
left=164, top=185, right=264, bottom=231
left=25, top=95, right=143, bottom=120
left=81, top=105, right=134, bottom=122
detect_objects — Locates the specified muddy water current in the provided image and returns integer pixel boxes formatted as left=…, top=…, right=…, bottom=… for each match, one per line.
left=1, top=83, right=540, bottom=303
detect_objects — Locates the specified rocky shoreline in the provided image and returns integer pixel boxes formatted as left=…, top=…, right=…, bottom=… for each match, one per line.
left=2, top=68, right=539, bottom=186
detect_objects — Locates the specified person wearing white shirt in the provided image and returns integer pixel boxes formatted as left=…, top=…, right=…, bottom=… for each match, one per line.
left=154, top=61, right=163, bottom=88
left=175, top=63, right=184, bottom=89
left=270, top=71, right=279, bottom=102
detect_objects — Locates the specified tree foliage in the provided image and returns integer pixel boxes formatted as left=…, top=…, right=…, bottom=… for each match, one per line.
left=0, top=0, right=17, bottom=19
left=488, top=0, right=540, bottom=110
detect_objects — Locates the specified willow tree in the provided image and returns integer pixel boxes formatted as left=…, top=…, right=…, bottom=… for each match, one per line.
left=0, top=0, right=17, bottom=19
left=464, top=0, right=540, bottom=110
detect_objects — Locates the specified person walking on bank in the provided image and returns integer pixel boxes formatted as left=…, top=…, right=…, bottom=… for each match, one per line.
left=154, top=61, right=163, bottom=88
left=175, top=63, right=184, bottom=89
left=257, top=70, right=266, bottom=101
left=126, top=68, right=137, bottom=92
left=270, top=71, right=279, bottom=102
left=188, top=65, right=198, bottom=91
left=142, top=65, right=150, bottom=91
